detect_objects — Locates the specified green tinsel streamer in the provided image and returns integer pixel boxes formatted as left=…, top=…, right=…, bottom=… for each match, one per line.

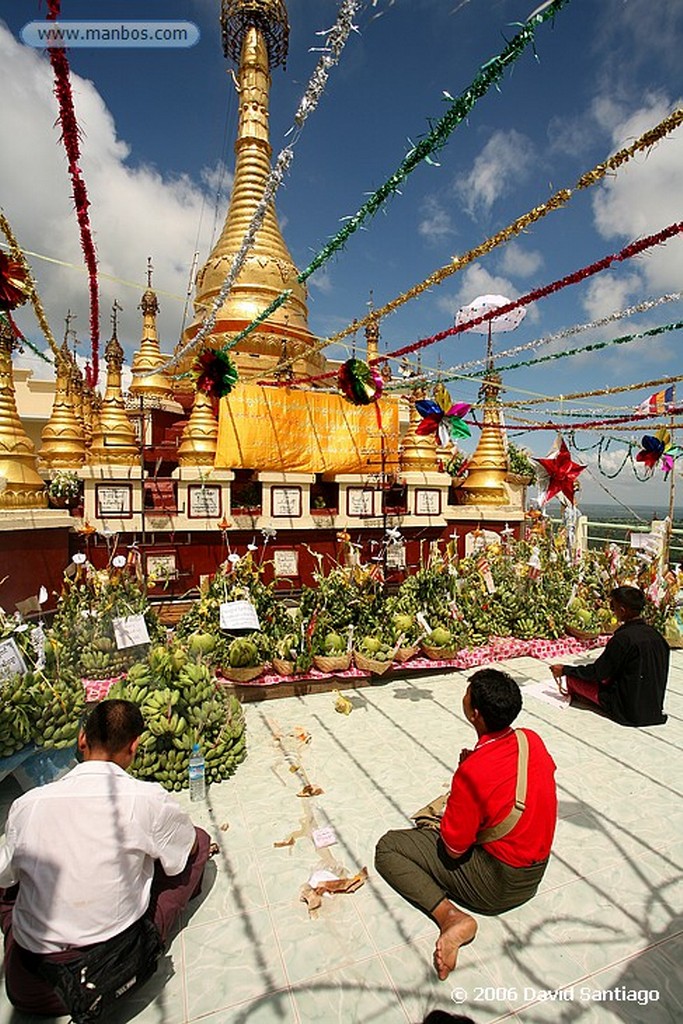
left=477, top=320, right=683, bottom=377
left=0, top=313, right=53, bottom=365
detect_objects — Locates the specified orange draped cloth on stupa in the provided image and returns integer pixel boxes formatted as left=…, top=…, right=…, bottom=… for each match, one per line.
left=215, top=384, right=399, bottom=474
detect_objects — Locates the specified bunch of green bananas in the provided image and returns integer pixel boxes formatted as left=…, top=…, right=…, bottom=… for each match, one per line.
left=0, top=674, right=36, bottom=757
left=32, top=675, right=85, bottom=750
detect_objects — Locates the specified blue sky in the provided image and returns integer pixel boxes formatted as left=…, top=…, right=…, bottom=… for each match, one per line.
left=1, top=0, right=682, bottom=509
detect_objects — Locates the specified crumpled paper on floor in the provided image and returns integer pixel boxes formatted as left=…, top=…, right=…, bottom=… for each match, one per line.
left=300, top=866, right=368, bottom=916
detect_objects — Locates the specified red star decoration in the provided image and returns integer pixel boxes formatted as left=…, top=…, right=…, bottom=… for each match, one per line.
left=536, top=440, right=585, bottom=504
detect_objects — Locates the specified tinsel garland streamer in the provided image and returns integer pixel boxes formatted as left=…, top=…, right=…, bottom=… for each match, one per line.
left=225, top=0, right=573, bottom=370
left=159, top=0, right=362, bottom=375
left=287, top=222, right=683, bottom=386
left=274, top=107, right=683, bottom=374
left=476, top=319, right=683, bottom=377
left=392, top=291, right=682, bottom=391
left=47, top=0, right=100, bottom=386
left=499, top=372, right=683, bottom=409
left=0, top=211, right=56, bottom=364
left=499, top=407, right=682, bottom=431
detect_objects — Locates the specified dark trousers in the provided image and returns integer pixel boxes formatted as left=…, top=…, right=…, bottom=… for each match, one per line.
left=375, top=827, right=547, bottom=917
left=1, top=825, right=211, bottom=1016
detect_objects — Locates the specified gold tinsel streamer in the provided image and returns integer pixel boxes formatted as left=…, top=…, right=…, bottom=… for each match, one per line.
left=304, top=107, right=683, bottom=359
left=0, top=210, right=58, bottom=359
left=500, top=373, right=683, bottom=407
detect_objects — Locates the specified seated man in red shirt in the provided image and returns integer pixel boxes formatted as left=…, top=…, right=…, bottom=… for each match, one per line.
left=375, top=668, right=557, bottom=981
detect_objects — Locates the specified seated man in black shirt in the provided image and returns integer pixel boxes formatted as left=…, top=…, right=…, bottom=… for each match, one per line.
left=550, top=585, right=669, bottom=727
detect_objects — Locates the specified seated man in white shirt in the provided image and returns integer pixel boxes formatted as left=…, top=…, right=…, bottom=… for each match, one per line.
left=0, top=699, right=212, bottom=1016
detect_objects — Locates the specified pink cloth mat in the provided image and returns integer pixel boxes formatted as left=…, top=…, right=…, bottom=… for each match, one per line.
left=82, top=634, right=609, bottom=699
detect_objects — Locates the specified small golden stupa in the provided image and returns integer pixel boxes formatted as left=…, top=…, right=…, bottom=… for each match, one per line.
left=129, top=260, right=173, bottom=403
left=88, top=304, right=140, bottom=465
left=458, top=374, right=509, bottom=504
left=38, top=336, right=86, bottom=469
left=176, top=391, right=219, bottom=466
left=180, top=0, right=325, bottom=380
left=0, top=317, right=47, bottom=508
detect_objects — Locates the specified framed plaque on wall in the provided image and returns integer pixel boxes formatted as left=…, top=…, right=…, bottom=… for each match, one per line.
left=415, top=489, right=441, bottom=516
left=273, top=549, right=299, bottom=577
left=188, top=484, right=222, bottom=518
left=271, top=486, right=302, bottom=518
left=96, top=483, right=132, bottom=518
left=347, top=488, right=374, bottom=517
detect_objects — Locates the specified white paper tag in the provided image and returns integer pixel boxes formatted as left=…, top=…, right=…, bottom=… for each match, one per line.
left=219, top=600, right=260, bottom=632
left=0, top=638, right=27, bottom=684
left=416, top=612, right=432, bottom=634
left=312, top=826, right=338, bottom=849
left=112, top=614, right=150, bottom=650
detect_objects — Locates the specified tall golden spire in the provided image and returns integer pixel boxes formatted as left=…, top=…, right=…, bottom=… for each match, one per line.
left=39, top=334, right=87, bottom=469
left=88, top=303, right=140, bottom=465
left=129, top=258, right=173, bottom=402
left=0, top=317, right=47, bottom=508
left=459, top=375, right=509, bottom=504
left=182, top=0, right=324, bottom=377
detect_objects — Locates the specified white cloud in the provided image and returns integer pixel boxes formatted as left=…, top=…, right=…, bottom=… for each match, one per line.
left=454, top=129, right=534, bottom=219
left=436, top=263, right=518, bottom=318
left=0, top=23, right=228, bottom=369
left=581, top=272, right=643, bottom=322
left=498, top=241, right=543, bottom=279
left=590, top=94, right=683, bottom=294
left=418, top=196, right=455, bottom=242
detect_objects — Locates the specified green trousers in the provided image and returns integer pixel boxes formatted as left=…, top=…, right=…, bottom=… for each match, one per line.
left=374, top=827, right=548, bottom=917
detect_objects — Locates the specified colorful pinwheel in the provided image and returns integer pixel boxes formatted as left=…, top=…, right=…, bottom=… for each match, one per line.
left=636, top=430, right=682, bottom=479
left=415, top=398, right=471, bottom=446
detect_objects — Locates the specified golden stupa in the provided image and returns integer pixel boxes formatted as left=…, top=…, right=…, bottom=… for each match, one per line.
left=88, top=306, right=140, bottom=465
left=177, top=391, right=219, bottom=467
left=38, top=338, right=87, bottom=469
left=180, top=0, right=325, bottom=380
left=0, top=317, right=47, bottom=508
left=458, top=375, right=509, bottom=504
left=129, top=260, right=173, bottom=403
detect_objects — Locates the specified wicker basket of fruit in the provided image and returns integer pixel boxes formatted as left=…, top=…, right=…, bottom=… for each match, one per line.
left=353, top=635, right=396, bottom=675
left=421, top=626, right=459, bottom=661
left=313, top=630, right=351, bottom=672
left=220, top=637, right=265, bottom=683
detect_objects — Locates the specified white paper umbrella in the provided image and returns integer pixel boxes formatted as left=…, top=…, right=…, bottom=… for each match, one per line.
left=455, top=294, right=526, bottom=369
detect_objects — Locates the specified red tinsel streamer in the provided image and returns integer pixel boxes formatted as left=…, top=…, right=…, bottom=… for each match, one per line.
left=270, top=221, right=683, bottom=388
left=47, top=0, right=100, bottom=386
left=466, top=404, right=683, bottom=432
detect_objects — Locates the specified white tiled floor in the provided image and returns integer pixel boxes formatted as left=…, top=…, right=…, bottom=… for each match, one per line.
left=1, top=652, right=682, bottom=1023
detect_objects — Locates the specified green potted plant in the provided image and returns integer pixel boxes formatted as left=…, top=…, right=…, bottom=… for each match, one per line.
left=507, top=443, right=537, bottom=483
left=47, top=469, right=81, bottom=509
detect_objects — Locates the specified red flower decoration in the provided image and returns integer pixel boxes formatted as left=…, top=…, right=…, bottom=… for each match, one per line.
left=0, top=252, right=30, bottom=311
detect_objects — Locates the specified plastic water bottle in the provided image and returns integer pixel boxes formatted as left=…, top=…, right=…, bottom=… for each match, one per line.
left=189, top=743, right=206, bottom=801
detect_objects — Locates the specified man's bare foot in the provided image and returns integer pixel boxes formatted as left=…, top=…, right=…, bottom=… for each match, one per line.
left=433, top=905, right=477, bottom=981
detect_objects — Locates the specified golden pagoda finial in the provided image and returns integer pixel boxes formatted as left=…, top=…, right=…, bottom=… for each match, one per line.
left=399, top=377, right=438, bottom=473
left=458, top=373, right=509, bottom=504
left=130, top=258, right=173, bottom=402
left=365, top=295, right=380, bottom=365
left=38, top=324, right=86, bottom=469
left=177, top=390, right=219, bottom=466
left=0, top=316, right=48, bottom=507
left=88, top=302, right=139, bottom=465
left=221, top=0, right=289, bottom=69
left=182, top=0, right=323, bottom=379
